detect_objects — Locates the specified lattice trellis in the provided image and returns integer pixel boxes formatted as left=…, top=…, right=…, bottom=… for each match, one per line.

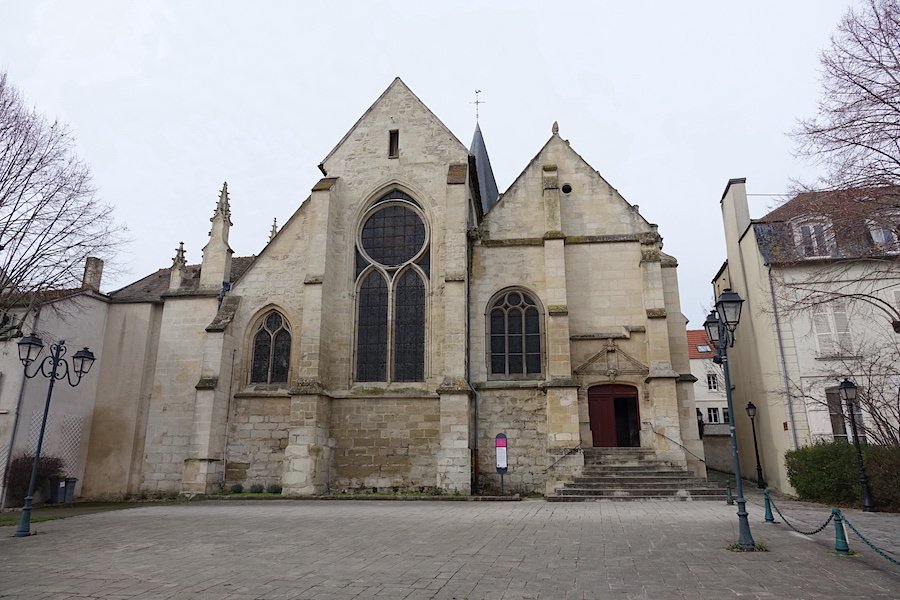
left=26, top=411, right=53, bottom=456
left=58, top=415, right=84, bottom=475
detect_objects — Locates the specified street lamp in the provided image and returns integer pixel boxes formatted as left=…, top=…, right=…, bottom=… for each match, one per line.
left=14, top=336, right=95, bottom=538
left=704, top=288, right=756, bottom=551
left=838, top=379, right=876, bottom=512
left=745, top=402, right=766, bottom=489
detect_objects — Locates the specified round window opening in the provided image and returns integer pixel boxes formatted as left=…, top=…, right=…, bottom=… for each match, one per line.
left=562, top=184, right=572, bottom=194
left=361, top=204, right=426, bottom=266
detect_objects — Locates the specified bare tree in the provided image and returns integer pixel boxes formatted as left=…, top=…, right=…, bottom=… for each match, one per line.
left=0, top=71, right=122, bottom=333
left=787, top=330, right=900, bottom=447
left=793, top=0, right=900, bottom=190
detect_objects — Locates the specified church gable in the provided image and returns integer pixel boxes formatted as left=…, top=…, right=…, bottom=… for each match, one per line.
left=482, top=130, right=652, bottom=241
left=319, top=78, right=471, bottom=180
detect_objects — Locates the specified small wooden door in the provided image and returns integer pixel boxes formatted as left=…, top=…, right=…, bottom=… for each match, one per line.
left=588, top=384, right=641, bottom=447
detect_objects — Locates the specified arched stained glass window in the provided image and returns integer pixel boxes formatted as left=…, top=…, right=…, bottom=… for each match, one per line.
left=489, top=290, right=542, bottom=378
left=251, top=311, right=291, bottom=383
left=355, top=191, right=428, bottom=382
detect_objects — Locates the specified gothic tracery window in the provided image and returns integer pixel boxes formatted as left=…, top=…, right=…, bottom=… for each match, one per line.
left=488, top=290, right=543, bottom=379
left=355, top=190, right=428, bottom=382
left=251, top=311, right=291, bottom=383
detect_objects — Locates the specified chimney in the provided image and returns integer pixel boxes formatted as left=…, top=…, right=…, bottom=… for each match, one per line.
left=82, top=257, right=104, bottom=290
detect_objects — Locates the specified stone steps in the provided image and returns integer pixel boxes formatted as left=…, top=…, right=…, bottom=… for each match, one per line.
left=547, top=448, right=725, bottom=502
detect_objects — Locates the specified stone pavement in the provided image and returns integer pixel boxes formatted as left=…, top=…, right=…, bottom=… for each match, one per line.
left=0, top=492, right=897, bottom=600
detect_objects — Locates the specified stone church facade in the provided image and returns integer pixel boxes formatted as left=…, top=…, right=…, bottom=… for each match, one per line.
left=81, top=79, right=704, bottom=497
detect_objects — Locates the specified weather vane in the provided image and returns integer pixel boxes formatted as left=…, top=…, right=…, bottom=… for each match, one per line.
left=471, top=89, right=485, bottom=122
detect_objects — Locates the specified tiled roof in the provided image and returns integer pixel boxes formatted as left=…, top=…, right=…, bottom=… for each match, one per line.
left=109, top=257, right=255, bottom=303
left=686, top=329, right=715, bottom=359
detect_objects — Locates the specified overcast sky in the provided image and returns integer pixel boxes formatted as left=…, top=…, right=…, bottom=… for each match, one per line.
left=0, top=0, right=855, bottom=328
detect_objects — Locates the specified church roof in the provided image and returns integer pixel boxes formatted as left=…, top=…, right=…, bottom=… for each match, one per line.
left=470, top=123, right=499, bottom=214
left=109, top=257, right=254, bottom=303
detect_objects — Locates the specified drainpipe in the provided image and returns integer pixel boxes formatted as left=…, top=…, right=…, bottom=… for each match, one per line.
left=220, top=348, right=237, bottom=489
left=0, top=311, right=39, bottom=510
left=768, top=267, right=799, bottom=450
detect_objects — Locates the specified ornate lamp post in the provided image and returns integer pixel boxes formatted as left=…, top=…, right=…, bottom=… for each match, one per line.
left=745, top=402, right=766, bottom=489
left=704, top=288, right=755, bottom=551
left=838, top=379, right=876, bottom=512
left=14, top=335, right=95, bottom=538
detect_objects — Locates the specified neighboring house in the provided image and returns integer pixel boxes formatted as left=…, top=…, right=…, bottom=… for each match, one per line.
left=6, top=79, right=706, bottom=500
left=0, top=259, right=108, bottom=507
left=714, top=178, right=900, bottom=493
left=687, top=329, right=728, bottom=427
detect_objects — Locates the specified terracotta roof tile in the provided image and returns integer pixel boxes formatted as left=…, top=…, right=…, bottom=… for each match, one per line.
left=686, top=329, right=715, bottom=359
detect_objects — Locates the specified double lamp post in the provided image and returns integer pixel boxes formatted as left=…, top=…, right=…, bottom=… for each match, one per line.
left=704, top=288, right=756, bottom=551
left=14, top=334, right=95, bottom=538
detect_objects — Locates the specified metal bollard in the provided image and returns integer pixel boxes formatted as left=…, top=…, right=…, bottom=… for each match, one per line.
left=832, top=508, right=852, bottom=556
left=764, top=490, right=776, bottom=523
left=725, top=480, right=734, bottom=505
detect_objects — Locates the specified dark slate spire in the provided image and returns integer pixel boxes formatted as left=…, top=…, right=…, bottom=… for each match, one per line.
left=470, top=123, right=499, bottom=214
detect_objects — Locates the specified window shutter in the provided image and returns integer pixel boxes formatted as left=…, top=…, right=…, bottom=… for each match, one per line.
left=813, top=308, right=835, bottom=355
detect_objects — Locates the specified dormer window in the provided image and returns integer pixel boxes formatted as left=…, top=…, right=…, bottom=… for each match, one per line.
left=867, top=210, right=900, bottom=253
left=792, top=217, right=833, bottom=258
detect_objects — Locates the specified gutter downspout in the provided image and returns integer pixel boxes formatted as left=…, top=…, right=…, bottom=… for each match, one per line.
left=768, top=267, right=799, bottom=450
left=466, top=226, right=480, bottom=495
left=0, top=311, right=39, bottom=510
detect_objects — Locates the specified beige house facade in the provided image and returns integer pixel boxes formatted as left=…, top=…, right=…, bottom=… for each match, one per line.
left=716, top=178, right=900, bottom=494
left=3, top=80, right=705, bottom=500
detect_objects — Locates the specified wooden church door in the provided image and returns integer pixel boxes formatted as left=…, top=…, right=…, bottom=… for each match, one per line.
left=588, top=384, right=641, bottom=447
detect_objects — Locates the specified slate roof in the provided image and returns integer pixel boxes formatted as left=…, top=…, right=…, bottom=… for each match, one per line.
left=686, top=330, right=715, bottom=359
left=109, top=256, right=255, bottom=303
left=470, top=124, right=499, bottom=214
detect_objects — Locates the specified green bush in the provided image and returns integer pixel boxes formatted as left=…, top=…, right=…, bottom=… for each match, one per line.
left=265, top=483, right=282, bottom=494
left=229, top=483, right=243, bottom=494
left=785, top=441, right=899, bottom=511
left=248, top=483, right=264, bottom=494
left=866, top=445, right=900, bottom=512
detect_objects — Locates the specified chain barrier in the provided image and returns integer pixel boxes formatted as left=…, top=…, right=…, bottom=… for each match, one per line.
left=766, top=492, right=834, bottom=535
left=841, top=513, right=900, bottom=567
left=764, top=491, right=899, bottom=566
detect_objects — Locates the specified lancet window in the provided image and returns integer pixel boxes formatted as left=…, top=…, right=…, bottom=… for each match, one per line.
left=251, top=311, right=291, bottom=383
left=355, top=190, right=429, bottom=382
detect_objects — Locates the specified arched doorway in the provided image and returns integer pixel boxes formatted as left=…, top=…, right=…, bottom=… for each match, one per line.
left=588, top=384, right=641, bottom=447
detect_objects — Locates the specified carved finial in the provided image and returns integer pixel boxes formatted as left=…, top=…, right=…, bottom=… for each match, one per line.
left=552, top=121, right=559, bottom=136
left=269, top=218, right=278, bottom=242
left=172, top=242, right=186, bottom=269
left=213, top=182, right=231, bottom=222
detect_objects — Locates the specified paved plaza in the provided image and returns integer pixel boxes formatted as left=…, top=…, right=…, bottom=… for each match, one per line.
left=1, top=490, right=898, bottom=600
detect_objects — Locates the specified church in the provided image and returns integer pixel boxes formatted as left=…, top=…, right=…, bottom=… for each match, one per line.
left=71, top=79, right=704, bottom=497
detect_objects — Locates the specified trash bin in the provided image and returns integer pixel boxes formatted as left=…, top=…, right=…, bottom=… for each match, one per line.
left=47, top=476, right=67, bottom=504
left=64, top=477, right=78, bottom=503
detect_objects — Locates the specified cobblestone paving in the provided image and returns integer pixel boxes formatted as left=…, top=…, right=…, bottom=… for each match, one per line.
left=1, top=495, right=897, bottom=599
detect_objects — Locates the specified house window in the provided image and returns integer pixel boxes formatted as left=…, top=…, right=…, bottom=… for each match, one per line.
left=251, top=311, right=291, bottom=383
left=706, top=374, right=718, bottom=391
left=697, top=344, right=711, bottom=353
left=707, top=407, right=721, bottom=424
left=723, top=407, right=730, bottom=424
left=792, top=218, right=832, bottom=258
left=812, top=301, right=850, bottom=356
left=868, top=211, right=900, bottom=252
left=388, top=130, right=399, bottom=158
left=355, top=191, right=428, bottom=382
left=488, top=290, right=543, bottom=378
left=825, top=387, right=848, bottom=441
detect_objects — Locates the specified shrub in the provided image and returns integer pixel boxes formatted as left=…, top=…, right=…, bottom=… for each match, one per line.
left=229, top=484, right=244, bottom=494
left=4, top=454, right=64, bottom=507
left=248, top=483, right=264, bottom=494
left=266, top=483, right=282, bottom=494
left=785, top=440, right=900, bottom=511
left=866, top=445, right=900, bottom=512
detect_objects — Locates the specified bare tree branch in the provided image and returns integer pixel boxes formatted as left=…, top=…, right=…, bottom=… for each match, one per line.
left=0, top=71, right=124, bottom=330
